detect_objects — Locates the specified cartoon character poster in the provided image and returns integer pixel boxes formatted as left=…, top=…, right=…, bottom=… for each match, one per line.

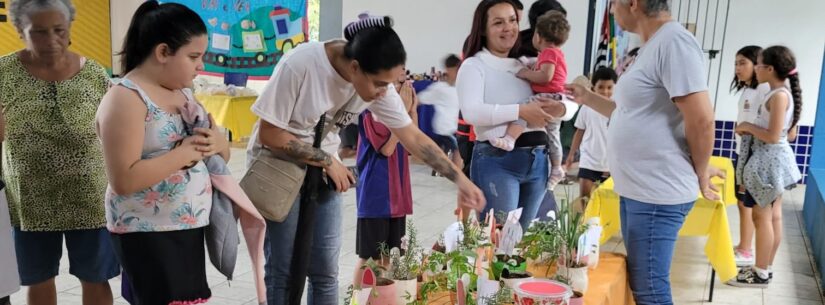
left=160, top=0, right=308, bottom=79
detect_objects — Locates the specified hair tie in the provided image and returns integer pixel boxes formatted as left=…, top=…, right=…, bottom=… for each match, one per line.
left=344, top=13, right=393, bottom=40
left=788, top=68, right=798, bottom=76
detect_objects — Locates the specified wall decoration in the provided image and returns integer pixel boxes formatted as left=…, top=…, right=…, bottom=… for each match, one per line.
left=161, top=0, right=309, bottom=79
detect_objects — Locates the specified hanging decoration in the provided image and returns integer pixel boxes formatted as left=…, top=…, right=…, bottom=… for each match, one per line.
left=160, top=0, right=308, bottom=79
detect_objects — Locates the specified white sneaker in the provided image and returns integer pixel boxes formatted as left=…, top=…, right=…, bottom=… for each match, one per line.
left=734, top=247, right=755, bottom=267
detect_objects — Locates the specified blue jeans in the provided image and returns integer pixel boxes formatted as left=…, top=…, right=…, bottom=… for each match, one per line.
left=264, top=188, right=342, bottom=305
left=471, top=142, right=548, bottom=230
left=620, top=197, right=694, bottom=305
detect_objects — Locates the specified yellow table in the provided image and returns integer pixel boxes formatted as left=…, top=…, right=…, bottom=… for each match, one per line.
left=583, top=157, right=738, bottom=297
left=195, top=94, right=258, bottom=142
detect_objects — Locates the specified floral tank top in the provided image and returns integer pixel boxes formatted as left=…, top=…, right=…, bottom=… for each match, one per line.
left=106, top=79, right=212, bottom=233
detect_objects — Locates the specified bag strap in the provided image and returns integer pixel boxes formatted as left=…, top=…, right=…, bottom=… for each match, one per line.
left=312, top=114, right=326, bottom=148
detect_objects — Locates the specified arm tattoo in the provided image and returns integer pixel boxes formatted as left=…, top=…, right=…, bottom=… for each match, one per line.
left=284, top=140, right=332, bottom=167
left=420, top=143, right=459, bottom=182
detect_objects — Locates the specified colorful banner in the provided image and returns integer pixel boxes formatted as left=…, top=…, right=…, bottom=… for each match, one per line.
left=0, top=0, right=112, bottom=71
left=161, top=0, right=308, bottom=79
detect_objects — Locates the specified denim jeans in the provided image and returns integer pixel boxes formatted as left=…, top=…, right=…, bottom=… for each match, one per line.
left=264, top=188, right=342, bottom=305
left=620, top=197, right=694, bottom=305
left=471, top=142, right=548, bottom=230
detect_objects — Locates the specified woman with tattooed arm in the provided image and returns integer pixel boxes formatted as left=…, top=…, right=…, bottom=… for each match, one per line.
left=245, top=16, right=485, bottom=304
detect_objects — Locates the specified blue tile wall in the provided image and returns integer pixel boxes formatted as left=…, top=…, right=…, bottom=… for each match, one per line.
left=715, top=120, right=814, bottom=184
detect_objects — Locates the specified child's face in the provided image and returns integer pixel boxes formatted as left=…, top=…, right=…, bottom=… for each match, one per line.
left=160, top=34, right=207, bottom=89
left=593, top=79, right=615, bottom=98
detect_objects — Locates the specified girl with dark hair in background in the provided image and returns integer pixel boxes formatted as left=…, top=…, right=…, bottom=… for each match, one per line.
left=517, top=0, right=566, bottom=58
left=96, top=2, right=226, bottom=304
left=732, top=46, right=803, bottom=288
left=244, top=15, right=484, bottom=304
left=730, top=45, right=771, bottom=267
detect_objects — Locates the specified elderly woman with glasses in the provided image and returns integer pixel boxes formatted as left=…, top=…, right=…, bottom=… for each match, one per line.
left=0, top=1, right=118, bottom=304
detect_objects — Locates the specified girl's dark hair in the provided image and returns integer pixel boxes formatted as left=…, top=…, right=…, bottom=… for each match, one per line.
left=730, top=45, right=762, bottom=92
left=591, top=67, right=617, bottom=86
left=120, top=1, right=206, bottom=75
left=464, top=0, right=521, bottom=59
left=761, top=45, right=802, bottom=129
left=528, top=0, right=566, bottom=29
left=343, top=16, right=406, bottom=75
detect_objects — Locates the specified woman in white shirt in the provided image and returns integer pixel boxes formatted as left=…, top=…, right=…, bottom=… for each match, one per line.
left=247, top=16, right=484, bottom=304
left=457, top=0, right=577, bottom=230
left=730, top=45, right=771, bottom=267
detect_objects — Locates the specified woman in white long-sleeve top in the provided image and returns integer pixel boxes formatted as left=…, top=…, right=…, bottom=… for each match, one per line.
left=457, top=0, right=578, bottom=229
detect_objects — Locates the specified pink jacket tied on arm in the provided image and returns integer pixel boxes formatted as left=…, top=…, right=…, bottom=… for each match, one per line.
left=179, top=93, right=267, bottom=304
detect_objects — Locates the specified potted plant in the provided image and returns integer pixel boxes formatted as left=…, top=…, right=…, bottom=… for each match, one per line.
left=499, top=268, right=533, bottom=289
left=555, top=273, right=585, bottom=305
left=491, top=254, right=528, bottom=280
left=555, top=194, right=591, bottom=294
left=361, top=259, right=398, bottom=305
left=479, top=285, right=513, bottom=305
left=381, top=220, right=425, bottom=305
left=518, top=218, right=561, bottom=278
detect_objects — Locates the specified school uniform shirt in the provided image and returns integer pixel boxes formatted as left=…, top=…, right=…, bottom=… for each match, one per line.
left=355, top=110, right=413, bottom=218
left=574, top=106, right=610, bottom=172
left=417, top=81, right=460, bottom=137
left=609, top=21, right=708, bottom=205
left=246, top=41, right=413, bottom=167
left=735, top=83, right=771, bottom=154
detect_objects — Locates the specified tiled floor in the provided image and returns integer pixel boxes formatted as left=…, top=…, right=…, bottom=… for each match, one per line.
left=8, top=148, right=825, bottom=304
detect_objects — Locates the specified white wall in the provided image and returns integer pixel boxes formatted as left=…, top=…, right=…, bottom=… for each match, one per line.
left=341, top=0, right=590, bottom=80
left=110, top=0, right=145, bottom=76
left=710, top=0, right=824, bottom=126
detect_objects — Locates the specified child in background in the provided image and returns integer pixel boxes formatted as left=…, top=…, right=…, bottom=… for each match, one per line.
left=730, top=45, right=771, bottom=267
left=566, top=67, right=616, bottom=199
left=418, top=54, right=463, bottom=165
left=732, top=46, right=803, bottom=288
left=495, top=10, right=570, bottom=190
left=352, top=79, right=418, bottom=286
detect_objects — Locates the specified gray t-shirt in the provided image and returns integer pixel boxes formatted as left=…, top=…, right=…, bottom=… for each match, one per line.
left=608, top=21, right=708, bottom=205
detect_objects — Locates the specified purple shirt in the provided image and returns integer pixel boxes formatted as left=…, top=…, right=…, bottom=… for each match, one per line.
left=356, top=110, right=413, bottom=218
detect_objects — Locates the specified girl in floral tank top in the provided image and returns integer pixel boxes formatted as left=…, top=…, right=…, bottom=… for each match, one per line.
left=105, top=79, right=213, bottom=233
left=95, top=2, right=229, bottom=304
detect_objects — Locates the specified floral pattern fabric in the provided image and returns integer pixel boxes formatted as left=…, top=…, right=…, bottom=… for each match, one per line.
left=105, top=79, right=212, bottom=233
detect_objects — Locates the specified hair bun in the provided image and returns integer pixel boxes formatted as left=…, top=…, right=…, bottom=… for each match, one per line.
left=344, top=15, right=393, bottom=40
